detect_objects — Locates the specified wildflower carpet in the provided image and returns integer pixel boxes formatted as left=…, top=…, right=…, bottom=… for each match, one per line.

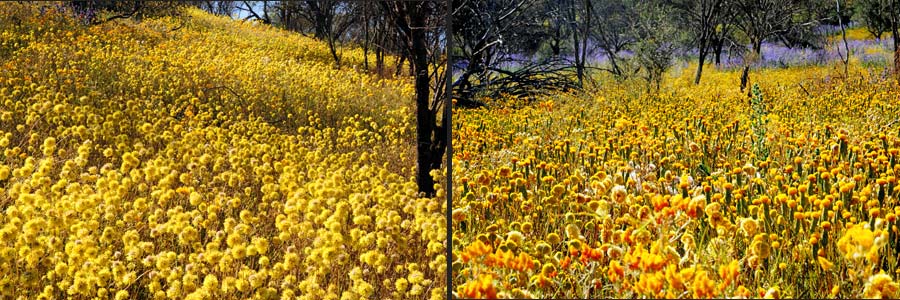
left=0, top=3, right=445, bottom=300
left=452, top=61, right=900, bottom=298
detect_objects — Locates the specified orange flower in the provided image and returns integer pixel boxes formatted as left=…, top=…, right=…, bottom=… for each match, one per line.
left=718, top=260, right=740, bottom=287
left=560, top=256, right=572, bottom=270
left=484, top=248, right=536, bottom=273
left=634, top=271, right=665, bottom=297
left=691, top=270, right=716, bottom=298
left=608, top=260, right=625, bottom=283
left=665, top=265, right=695, bottom=291
left=461, top=240, right=493, bottom=263
left=458, top=274, right=498, bottom=299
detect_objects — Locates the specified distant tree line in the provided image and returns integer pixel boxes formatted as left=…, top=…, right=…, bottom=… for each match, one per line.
left=62, top=0, right=450, bottom=197
left=450, top=0, right=900, bottom=106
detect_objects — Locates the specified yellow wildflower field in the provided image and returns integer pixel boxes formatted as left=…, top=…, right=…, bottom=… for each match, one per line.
left=0, top=3, right=444, bottom=300
left=452, top=62, right=900, bottom=298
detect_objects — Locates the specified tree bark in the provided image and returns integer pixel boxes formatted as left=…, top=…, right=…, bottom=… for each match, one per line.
left=753, top=39, right=762, bottom=58
left=551, top=26, right=562, bottom=57
left=375, top=17, right=385, bottom=76
left=713, top=39, right=724, bottom=66
left=382, top=1, right=444, bottom=197
left=695, top=47, right=707, bottom=85
left=363, top=2, right=370, bottom=71
left=307, top=0, right=328, bottom=40
left=606, top=48, right=622, bottom=77
left=572, top=14, right=583, bottom=87
left=890, top=0, right=899, bottom=84
left=894, top=31, right=899, bottom=84
left=328, top=37, right=341, bottom=67
left=396, top=55, right=406, bottom=77
left=695, top=33, right=709, bottom=84
left=836, top=0, right=849, bottom=76
left=741, top=39, right=761, bottom=92
left=409, top=4, right=442, bottom=197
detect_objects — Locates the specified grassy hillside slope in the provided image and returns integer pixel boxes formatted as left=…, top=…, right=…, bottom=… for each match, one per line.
left=0, top=3, right=445, bottom=299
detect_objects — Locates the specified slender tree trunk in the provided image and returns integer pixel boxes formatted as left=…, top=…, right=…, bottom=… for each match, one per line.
left=889, top=0, right=899, bottom=83
left=892, top=0, right=900, bottom=84
left=741, top=39, right=762, bottom=92
left=695, top=49, right=707, bottom=85
left=308, top=1, right=327, bottom=40
left=836, top=0, right=849, bottom=76
left=606, top=48, right=622, bottom=77
left=579, top=0, right=591, bottom=86
left=753, top=39, right=762, bottom=59
left=396, top=55, right=406, bottom=77
left=714, top=39, right=724, bottom=66
left=695, top=38, right=708, bottom=85
left=376, top=46, right=384, bottom=76
left=552, top=28, right=561, bottom=57
left=382, top=1, right=444, bottom=196
left=572, top=19, right=583, bottom=86
left=328, top=35, right=341, bottom=67
left=363, top=3, right=370, bottom=71
left=714, top=26, right=731, bottom=67
left=375, top=18, right=385, bottom=76
left=409, top=5, right=441, bottom=197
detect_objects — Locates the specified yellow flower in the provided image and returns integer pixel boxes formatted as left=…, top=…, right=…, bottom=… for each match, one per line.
left=817, top=256, right=834, bottom=272
left=864, top=272, right=900, bottom=299
left=837, top=224, right=876, bottom=260
left=610, top=185, right=627, bottom=203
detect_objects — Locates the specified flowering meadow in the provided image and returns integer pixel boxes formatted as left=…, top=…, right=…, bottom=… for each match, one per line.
left=0, top=3, right=445, bottom=300
left=452, top=57, right=900, bottom=297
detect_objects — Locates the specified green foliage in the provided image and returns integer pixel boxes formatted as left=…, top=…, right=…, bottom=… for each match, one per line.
left=854, top=0, right=899, bottom=40
left=750, top=83, right=769, bottom=161
left=629, top=2, right=682, bottom=91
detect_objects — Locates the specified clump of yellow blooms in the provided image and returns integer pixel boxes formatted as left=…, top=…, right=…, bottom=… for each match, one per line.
left=0, top=3, right=444, bottom=299
left=453, top=40, right=900, bottom=297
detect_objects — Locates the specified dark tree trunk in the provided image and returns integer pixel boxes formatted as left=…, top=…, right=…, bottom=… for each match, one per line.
left=695, top=38, right=708, bottom=85
left=396, top=55, right=406, bottom=77
left=741, top=39, right=762, bottom=92
left=695, top=49, right=707, bottom=85
left=890, top=0, right=898, bottom=81
left=893, top=0, right=899, bottom=85
left=382, top=1, right=445, bottom=197
left=375, top=17, right=385, bottom=76
left=328, top=38, right=341, bottom=67
left=713, top=38, right=724, bottom=66
left=740, top=65, right=750, bottom=93
left=363, top=3, right=370, bottom=71
left=572, top=21, right=583, bottom=87
left=376, top=46, right=384, bottom=75
left=409, top=5, right=442, bottom=197
left=263, top=1, right=269, bottom=23
left=753, top=39, right=762, bottom=58
left=571, top=0, right=590, bottom=87
left=894, top=31, right=899, bottom=83
left=551, top=25, right=562, bottom=57
left=606, top=48, right=622, bottom=77
left=307, top=0, right=328, bottom=40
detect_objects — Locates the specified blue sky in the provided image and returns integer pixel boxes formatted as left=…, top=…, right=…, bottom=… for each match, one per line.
left=232, top=1, right=264, bottom=20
